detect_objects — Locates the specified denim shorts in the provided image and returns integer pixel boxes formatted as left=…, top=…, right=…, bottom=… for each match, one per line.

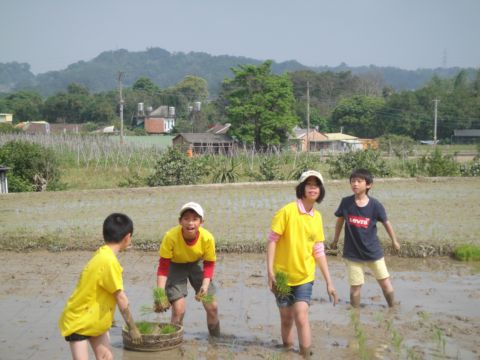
left=276, top=281, right=313, bottom=307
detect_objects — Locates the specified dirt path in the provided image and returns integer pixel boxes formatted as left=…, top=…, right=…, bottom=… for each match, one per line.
left=0, top=251, right=479, bottom=359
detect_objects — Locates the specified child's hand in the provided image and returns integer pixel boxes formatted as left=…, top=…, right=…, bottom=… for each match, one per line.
left=195, top=286, right=208, bottom=302
left=267, top=273, right=277, bottom=295
left=330, top=240, right=338, bottom=250
left=327, top=284, right=339, bottom=306
left=392, top=239, right=401, bottom=253
left=129, top=325, right=142, bottom=344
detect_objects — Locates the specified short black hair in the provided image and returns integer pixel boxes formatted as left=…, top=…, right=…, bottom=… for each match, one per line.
left=296, top=176, right=326, bottom=204
left=103, top=213, right=133, bottom=243
left=350, top=168, right=373, bottom=193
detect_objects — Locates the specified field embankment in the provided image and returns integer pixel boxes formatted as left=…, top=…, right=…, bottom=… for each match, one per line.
left=1, top=177, right=479, bottom=257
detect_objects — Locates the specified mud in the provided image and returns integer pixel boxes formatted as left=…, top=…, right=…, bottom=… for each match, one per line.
left=0, top=251, right=479, bottom=359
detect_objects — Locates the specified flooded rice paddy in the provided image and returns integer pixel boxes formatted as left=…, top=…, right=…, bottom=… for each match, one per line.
left=0, top=251, right=478, bottom=359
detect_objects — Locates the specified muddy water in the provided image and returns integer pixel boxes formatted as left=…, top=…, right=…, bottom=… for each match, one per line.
left=0, top=251, right=479, bottom=359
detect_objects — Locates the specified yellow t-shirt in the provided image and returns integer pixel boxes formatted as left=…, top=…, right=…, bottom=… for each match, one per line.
left=159, top=225, right=216, bottom=263
left=271, top=201, right=325, bottom=286
left=58, top=245, right=123, bottom=337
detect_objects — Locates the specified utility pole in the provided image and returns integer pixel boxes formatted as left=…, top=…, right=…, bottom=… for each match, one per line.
left=118, top=72, right=125, bottom=145
left=306, top=81, right=310, bottom=152
left=433, top=99, right=439, bottom=147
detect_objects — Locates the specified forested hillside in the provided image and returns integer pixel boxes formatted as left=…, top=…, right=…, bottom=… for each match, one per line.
left=0, top=47, right=477, bottom=97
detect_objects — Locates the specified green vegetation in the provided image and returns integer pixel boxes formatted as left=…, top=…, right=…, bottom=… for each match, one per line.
left=274, top=271, right=291, bottom=297
left=349, top=310, right=369, bottom=360
left=2, top=132, right=477, bottom=192
left=133, top=321, right=177, bottom=335
left=2, top=49, right=476, bottom=99
left=0, top=140, right=63, bottom=192
left=452, top=244, right=480, bottom=261
left=147, top=146, right=206, bottom=186
left=1, top=177, right=479, bottom=256
left=197, top=293, right=215, bottom=304
left=1, top=59, right=479, bottom=152
left=432, top=326, right=446, bottom=356
left=136, top=321, right=155, bottom=335
left=327, top=149, right=391, bottom=179
left=220, top=61, right=298, bottom=150
left=159, top=324, right=177, bottom=335
left=153, top=287, right=169, bottom=307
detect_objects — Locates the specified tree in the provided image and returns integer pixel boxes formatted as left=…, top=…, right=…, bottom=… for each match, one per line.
left=43, top=84, right=116, bottom=124
left=219, top=61, right=298, bottom=150
left=173, top=75, right=209, bottom=103
left=330, top=95, right=385, bottom=138
left=3, top=91, right=43, bottom=122
left=383, top=91, right=431, bottom=139
left=132, top=77, right=160, bottom=94
left=147, top=147, right=204, bottom=186
left=0, top=140, right=62, bottom=192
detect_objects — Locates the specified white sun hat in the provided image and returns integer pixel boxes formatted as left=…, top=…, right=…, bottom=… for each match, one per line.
left=298, top=170, right=324, bottom=185
left=179, top=202, right=205, bottom=219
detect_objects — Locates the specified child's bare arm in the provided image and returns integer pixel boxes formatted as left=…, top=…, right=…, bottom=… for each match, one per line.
left=330, top=217, right=345, bottom=249
left=266, top=240, right=277, bottom=292
left=115, top=290, right=142, bottom=344
left=157, top=275, right=167, bottom=289
left=315, top=255, right=338, bottom=306
left=383, top=220, right=400, bottom=252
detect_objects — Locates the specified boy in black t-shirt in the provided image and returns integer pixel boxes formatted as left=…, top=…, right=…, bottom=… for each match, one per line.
left=331, top=169, right=400, bottom=308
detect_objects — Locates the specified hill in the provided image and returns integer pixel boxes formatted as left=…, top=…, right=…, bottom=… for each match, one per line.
left=0, top=47, right=477, bottom=97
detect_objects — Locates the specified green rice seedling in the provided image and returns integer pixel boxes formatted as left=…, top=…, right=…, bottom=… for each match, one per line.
left=153, top=287, right=169, bottom=307
left=385, top=318, right=393, bottom=332
left=139, top=304, right=155, bottom=315
left=391, top=328, right=403, bottom=353
left=197, top=293, right=215, bottom=304
left=349, top=310, right=369, bottom=360
left=373, top=312, right=384, bottom=323
left=406, top=347, right=422, bottom=360
left=136, top=321, right=155, bottom=335
left=274, top=271, right=291, bottom=297
left=417, top=311, right=429, bottom=321
left=432, top=326, right=446, bottom=356
left=160, top=323, right=177, bottom=334
left=265, top=353, right=282, bottom=360
left=453, top=244, right=480, bottom=261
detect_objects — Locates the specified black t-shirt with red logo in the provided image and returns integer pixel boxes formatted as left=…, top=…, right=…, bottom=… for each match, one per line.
left=334, top=195, right=387, bottom=261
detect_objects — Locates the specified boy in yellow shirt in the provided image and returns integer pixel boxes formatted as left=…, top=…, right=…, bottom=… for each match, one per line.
left=267, top=170, right=338, bottom=358
left=155, top=202, right=220, bottom=337
left=59, top=213, right=141, bottom=359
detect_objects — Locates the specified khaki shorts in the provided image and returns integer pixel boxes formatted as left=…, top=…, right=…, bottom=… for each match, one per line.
left=345, top=258, right=390, bottom=286
left=166, top=261, right=216, bottom=302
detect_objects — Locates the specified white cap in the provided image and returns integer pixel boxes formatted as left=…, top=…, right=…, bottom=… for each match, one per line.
left=179, top=202, right=204, bottom=219
left=299, top=170, right=324, bottom=185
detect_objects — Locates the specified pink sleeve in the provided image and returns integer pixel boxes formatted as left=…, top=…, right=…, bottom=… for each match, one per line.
left=313, top=242, right=325, bottom=260
left=267, top=231, right=281, bottom=243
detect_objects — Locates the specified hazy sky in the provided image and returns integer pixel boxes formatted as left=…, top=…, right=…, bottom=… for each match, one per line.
left=1, top=0, right=479, bottom=74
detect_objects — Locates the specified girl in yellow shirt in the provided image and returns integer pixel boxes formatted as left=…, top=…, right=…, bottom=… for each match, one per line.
left=267, top=170, right=338, bottom=358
